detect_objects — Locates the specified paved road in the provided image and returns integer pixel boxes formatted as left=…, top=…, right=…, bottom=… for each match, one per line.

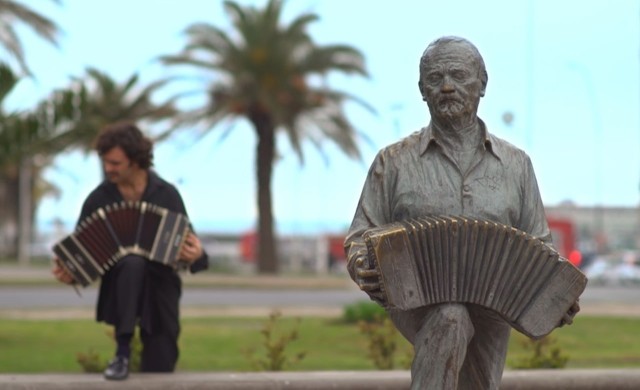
left=0, top=286, right=369, bottom=309
left=0, top=285, right=637, bottom=311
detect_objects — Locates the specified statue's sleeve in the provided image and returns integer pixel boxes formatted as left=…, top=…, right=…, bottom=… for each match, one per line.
left=518, top=155, right=553, bottom=247
left=344, top=151, right=393, bottom=280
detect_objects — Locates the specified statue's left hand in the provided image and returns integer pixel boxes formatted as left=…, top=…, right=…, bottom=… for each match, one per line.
left=559, top=300, right=580, bottom=326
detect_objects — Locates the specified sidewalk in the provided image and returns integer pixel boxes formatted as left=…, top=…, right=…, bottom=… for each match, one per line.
left=2, top=369, right=640, bottom=389
left=0, top=264, right=353, bottom=289
left=0, top=306, right=345, bottom=320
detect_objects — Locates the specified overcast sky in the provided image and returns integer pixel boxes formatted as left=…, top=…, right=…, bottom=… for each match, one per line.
left=10, top=0, right=639, bottom=235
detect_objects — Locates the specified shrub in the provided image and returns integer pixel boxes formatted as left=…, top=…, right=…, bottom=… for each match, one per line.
left=76, top=348, right=106, bottom=373
left=243, top=310, right=307, bottom=371
left=358, top=313, right=414, bottom=370
left=359, top=314, right=397, bottom=369
left=76, top=327, right=142, bottom=373
left=510, top=335, right=569, bottom=369
left=342, top=300, right=387, bottom=324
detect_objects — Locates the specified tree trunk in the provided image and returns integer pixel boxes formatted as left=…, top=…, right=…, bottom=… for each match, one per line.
left=0, top=168, right=20, bottom=259
left=251, top=110, right=278, bottom=274
left=18, top=157, right=32, bottom=265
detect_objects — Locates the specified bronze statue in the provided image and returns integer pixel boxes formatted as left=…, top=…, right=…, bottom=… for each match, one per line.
left=344, top=36, right=582, bottom=389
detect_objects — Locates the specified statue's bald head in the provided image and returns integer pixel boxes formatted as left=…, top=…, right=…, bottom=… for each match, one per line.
left=418, top=36, right=488, bottom=100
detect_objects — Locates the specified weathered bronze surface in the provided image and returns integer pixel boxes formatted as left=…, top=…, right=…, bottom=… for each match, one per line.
left=344, top=36, right=583, bottom=389
left=363, top=215, right=587, bottom=339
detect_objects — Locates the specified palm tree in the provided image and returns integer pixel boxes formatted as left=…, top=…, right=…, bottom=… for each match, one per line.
left=0, top=64, right=24, bottom=258
left=45, top=67, right=179, bottom=153
left=0, top=0, right=60, bottom=75
left=0, top=0, right=60, bottom=260
left=0, top=64, right=56, bottom=259
left=161, top=0, right=371, bottom=273
left=0, top=66, right=177, bottom=259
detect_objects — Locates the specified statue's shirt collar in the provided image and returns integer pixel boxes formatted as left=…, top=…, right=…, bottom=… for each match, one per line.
left=420, top=118, right=502, bottom=162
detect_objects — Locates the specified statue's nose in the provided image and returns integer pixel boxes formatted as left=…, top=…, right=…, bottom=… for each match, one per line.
left=441, top=75, right=455, bottom=92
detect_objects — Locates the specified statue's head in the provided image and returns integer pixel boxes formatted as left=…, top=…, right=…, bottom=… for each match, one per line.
left=418, top=36, right=488, bottom=127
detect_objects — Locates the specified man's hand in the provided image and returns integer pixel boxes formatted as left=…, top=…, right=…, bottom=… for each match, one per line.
left=351, top=249, right=386, bottom=305
left=179, top=232, right=204, bottom=264
left=559, top=300, right=580, bottom=327
left=52, top=259, right=75, bottom=285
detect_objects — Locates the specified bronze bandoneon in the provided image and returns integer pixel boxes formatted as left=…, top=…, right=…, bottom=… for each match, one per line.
left=363, top=215, right=587, bottom=339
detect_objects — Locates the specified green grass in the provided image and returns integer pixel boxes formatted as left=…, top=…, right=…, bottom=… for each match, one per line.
left=0, top=315, right=638, bottom=373
left=507, top=316, right=640, bottom=368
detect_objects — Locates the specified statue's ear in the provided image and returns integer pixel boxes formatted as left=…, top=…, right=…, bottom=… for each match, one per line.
left=418, top=80, right=427, bottom=101
left=480, top=72, right=488, bottom=97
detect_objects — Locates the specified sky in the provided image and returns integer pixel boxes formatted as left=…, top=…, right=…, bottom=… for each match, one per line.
left=8, top=0, right=640, bottom=236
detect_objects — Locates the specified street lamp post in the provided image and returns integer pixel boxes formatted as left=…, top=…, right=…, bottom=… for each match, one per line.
left=569, top=62, right=605, bottom=252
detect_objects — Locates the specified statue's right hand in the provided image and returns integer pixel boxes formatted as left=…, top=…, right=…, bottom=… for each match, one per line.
left=353, top=252, right=385, bottom=305
left=52, top=260, right=75, bottom=285
left=354, top=255, right=379, bottom=290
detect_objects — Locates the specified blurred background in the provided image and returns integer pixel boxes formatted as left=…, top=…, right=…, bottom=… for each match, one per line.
left=1, top=0, right=639, bottom=283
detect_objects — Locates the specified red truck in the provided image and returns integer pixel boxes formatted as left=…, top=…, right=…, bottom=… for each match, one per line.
left=547, top=217, right=582, bottom=267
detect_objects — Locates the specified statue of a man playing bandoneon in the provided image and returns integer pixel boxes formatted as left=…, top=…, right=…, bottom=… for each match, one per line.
left=344, top=36, right=581, bottom=389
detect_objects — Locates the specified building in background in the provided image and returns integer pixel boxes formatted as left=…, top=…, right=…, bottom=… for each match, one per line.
left=546, top=203, right=640, bottom=259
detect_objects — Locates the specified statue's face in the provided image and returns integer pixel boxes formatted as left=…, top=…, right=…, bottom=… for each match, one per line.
left=420, top=42, right=485, bottom=126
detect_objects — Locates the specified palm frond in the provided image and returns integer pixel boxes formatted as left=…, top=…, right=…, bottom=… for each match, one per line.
left=161, top=0, right=373, bottom=164
left=0, top=0, right=60, bottom=74
left=37, top=67, right=178, bottom=153
left=0, top=1, right=59, bottom=45
left=0, top=62, right=19, bottom=106
left=183, top=23, right=236, bottom=56
left=0, top=23, right=27, bottom=73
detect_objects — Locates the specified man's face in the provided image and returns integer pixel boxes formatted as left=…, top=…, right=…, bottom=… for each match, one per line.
left=101, top=146, right=136, bottom=184
left=420, top=42, right=485, bottom=126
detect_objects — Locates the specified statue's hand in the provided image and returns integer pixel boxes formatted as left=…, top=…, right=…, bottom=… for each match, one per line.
left=559, top=300, right=580, bottom=327
left=353, top=251, right=386, bottom=305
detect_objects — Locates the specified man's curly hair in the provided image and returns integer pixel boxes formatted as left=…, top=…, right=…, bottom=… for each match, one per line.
left=95, top=121, right=154, bottom=169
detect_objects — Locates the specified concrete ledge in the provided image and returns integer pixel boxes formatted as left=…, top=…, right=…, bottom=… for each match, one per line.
left=501, top=368, right=640, bottom=389
left=1, top=369, right=640, bottom=389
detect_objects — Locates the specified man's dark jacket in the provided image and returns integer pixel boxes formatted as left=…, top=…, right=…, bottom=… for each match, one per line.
left=77, top=170, right=209, bottom=333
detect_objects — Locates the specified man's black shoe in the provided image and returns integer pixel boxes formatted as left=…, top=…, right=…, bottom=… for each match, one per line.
left=104, top=356, right=129, bottom=380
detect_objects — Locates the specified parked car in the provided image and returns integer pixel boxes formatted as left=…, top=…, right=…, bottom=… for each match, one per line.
left=584, top=251, right=640, bottom=286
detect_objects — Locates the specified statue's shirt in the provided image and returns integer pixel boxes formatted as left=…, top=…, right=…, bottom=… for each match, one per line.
left=345, top=119, right=551, bottom=260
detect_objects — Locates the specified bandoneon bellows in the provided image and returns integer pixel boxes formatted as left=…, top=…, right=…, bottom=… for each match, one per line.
left=363, top=215, right=587, bottom=339
left=53, top=201, right=190, bottom=287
